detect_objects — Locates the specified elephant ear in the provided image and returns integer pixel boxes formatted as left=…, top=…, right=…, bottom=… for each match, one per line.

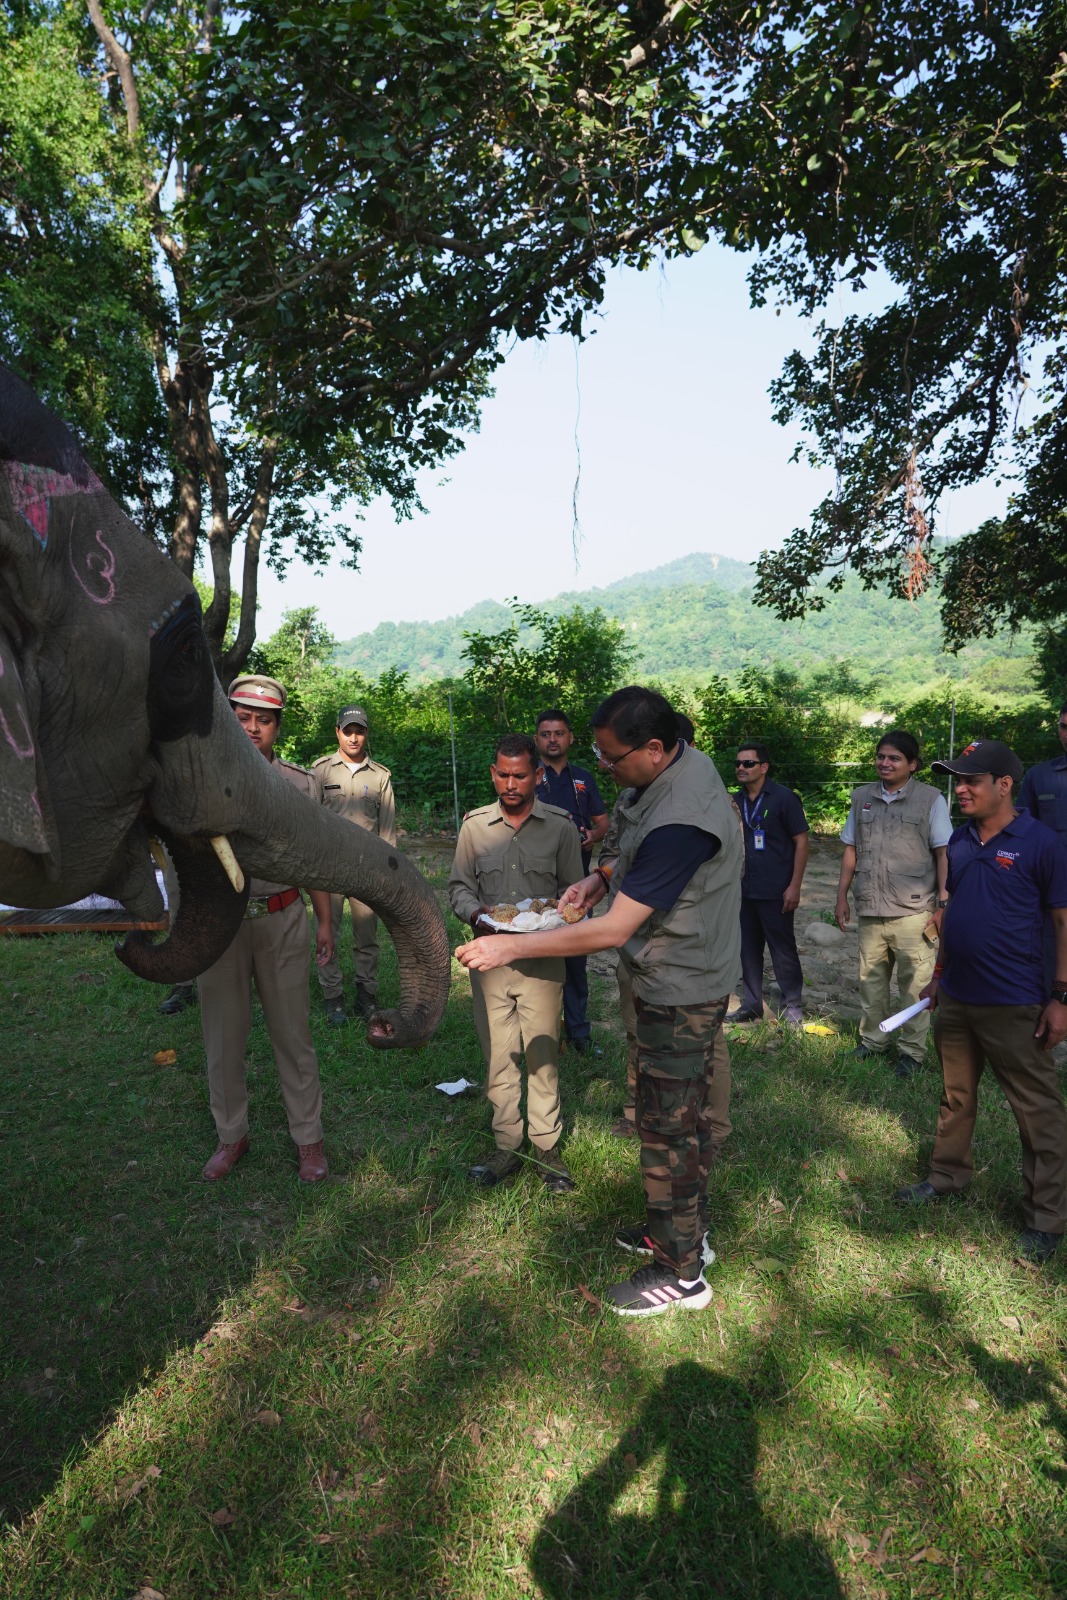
left=0, top=627, right=53, bottom=858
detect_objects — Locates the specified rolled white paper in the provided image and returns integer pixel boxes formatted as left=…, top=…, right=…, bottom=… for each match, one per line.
left=879, top=996, right=931, bottom=1034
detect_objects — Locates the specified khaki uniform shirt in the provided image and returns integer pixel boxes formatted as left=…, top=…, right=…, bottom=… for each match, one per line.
left=311, top=753, right=396, bottom=848
left=251, top=757, right=316, bottom=898
left=448, top=798, right=583, bottom=927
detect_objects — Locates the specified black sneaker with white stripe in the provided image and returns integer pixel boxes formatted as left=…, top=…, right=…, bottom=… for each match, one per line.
left=605, top=1261, right=712, bottom=1317
left=614, top=1223, right=716, bottom=1269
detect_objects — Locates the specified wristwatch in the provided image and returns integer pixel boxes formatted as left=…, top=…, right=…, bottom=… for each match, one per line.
left=1051, top=986, right=1067, bottom=1006
left=937, top=898, right=949, bottom=909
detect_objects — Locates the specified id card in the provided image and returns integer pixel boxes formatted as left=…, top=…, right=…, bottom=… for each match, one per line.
left=753, top=830, right=765, bottom=850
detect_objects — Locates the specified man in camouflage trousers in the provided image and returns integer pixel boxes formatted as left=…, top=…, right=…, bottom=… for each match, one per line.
left=457, top=687, right=742, bottom=1316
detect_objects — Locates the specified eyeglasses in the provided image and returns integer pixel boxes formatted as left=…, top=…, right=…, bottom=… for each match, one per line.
left=735, top=759, right=758, bottom=768
left=592, top=740, right=646, bottom=772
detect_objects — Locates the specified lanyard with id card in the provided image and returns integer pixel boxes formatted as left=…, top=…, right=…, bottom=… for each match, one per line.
left=743, top=792, right=766, bottom=851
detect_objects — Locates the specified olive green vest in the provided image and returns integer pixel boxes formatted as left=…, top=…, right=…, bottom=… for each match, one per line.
left=849, top=779, right=941, bottom=917
left=611, top=744, right=743, bottom=1005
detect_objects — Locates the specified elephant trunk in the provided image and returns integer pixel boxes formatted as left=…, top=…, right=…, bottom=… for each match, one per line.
left=115, top=829, right=249, bottom=983
left=228, top=798, right=451, bottom=1050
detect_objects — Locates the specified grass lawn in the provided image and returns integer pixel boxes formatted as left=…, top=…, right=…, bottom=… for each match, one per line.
left=2, top=848, right=1066, bottom=1599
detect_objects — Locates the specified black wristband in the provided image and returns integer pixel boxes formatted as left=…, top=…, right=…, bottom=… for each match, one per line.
left=1051, top=986, right=1067, bottom=1006
left=595, top=867, right=611, bottom=891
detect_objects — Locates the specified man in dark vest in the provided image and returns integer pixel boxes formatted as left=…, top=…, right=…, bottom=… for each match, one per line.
left=456, top=686, right=743, bottom=1317
left=836, top=730, right=951, bottom=1077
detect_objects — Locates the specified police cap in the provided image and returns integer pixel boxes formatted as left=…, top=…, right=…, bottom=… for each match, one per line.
left=228, top=675, right=287, bottom=714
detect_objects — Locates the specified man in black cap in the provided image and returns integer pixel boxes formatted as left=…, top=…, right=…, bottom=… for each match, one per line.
left=895, top=740, right=1067, bottom=1264
left=1019, top=698, right=1067, bottom=987
left=311, top=704, right=396, bottom=1023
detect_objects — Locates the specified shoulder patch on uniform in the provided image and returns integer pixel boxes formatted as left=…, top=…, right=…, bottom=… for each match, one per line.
left=540, top=802, right=573, bottom=821
left=465, top=802, right=495, bottom=819
left=278, top=757, right=310, bottom=776
left=311, top=754, right=332, bottom=769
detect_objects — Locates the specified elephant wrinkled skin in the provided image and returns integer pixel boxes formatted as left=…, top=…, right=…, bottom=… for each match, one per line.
left=0, top=362, right=449, bottom=1049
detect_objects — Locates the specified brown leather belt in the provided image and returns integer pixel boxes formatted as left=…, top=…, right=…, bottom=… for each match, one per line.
left=245, top=886, right=301, bottom=919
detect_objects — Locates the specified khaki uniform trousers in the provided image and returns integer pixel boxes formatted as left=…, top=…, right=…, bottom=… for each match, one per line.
left=926, top=992, right=1067, bottom=1233
left=858, top=911, right=935, bottom=1058
left=618, top=961, right=732, bottom=1146
left=198, top=897, right=323, bottom=1147
left=470, top=958, right=564, bottom=1152
left=317, top=893, right=379, bottom=1001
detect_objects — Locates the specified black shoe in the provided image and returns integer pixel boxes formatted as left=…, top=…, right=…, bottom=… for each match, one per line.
left=468, top=1148, right=522, bottom=1187
left=354, top=987, right=376, bottom=1020
left=894, top=1054, right=923, bottom=1079
left=532, top=1142, right=576, bottom=1193
left=159, top=983, right=196, bottom=1016
left=324, top=998, right=347, bottom=1027
left=1016, top=1228, right=1061, bottom=1265
left=726, top=1009, right=761, bottom=1024
left=568, top=1039, right=603, bottom=1058
left=853, top=1044, right=884, bottom=1061
left=894, top=1180, right=944, bottom=1205
left=614, top=1223, right=715, bottom=1269
left=604, top=1260, right=713, bottom=1317
left=609, top=1114, right=639, bottom=1140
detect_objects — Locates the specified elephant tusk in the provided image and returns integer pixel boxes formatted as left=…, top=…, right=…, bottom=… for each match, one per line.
left=209, top=834, right=245, bottom=895
left=149, top=837, right=168, bottom=876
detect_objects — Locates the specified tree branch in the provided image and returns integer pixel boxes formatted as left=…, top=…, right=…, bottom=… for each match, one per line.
left=85, top=0, right=140, bottom=141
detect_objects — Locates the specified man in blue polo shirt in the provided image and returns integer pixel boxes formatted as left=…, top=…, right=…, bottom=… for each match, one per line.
left=895, top=740, right=1067, bottom=1264
left=534, top=709, right=609, bottom=1055
left=727, top=741, right=809, bottom=1026
left=1019, top=698, right=1067, bottom=987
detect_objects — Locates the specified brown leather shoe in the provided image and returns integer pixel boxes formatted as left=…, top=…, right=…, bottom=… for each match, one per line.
left=202, top=1136, right=249, bottom=1181
left=297, top=1140, right=329, bottom=1183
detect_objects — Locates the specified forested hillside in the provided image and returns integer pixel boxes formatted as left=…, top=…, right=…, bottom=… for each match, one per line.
left=333, top=553, right=1034, bottom=694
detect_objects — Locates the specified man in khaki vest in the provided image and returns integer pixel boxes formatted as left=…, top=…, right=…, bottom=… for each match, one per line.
left=311, top=704, right=396, bottom=1024
left=197, top=676, right=334, bottom=1183
left=449, top=732, right=583, bottom=1193
left=457, top=687, right=743, bottom=1317
left=836, top=730, right=952, bottom=1076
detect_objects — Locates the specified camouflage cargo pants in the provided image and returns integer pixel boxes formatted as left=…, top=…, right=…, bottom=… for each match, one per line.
left=634, top=995, right=730, bottom=1279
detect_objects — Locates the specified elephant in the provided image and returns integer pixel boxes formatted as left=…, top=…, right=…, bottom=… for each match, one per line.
left=0, top=362, right=450, bottom=1048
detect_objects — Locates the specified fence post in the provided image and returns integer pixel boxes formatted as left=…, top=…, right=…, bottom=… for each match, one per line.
left=448, top=692, right=461, bottom=836
left=947, top=698, right=956, bottom=816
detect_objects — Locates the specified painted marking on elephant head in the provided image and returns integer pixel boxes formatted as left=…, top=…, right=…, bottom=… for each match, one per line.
left=0, top=649, right=35, bottom=760
left=1, top=459, right=103, bottom=550
left=69, top=528, right=117, bottom=605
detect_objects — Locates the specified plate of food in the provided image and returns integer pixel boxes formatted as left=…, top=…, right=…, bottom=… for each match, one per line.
left=482, top=897, right=588, bottom=933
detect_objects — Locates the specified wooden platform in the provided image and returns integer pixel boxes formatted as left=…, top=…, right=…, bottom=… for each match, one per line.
left=0, top=907, right=168, bottom=935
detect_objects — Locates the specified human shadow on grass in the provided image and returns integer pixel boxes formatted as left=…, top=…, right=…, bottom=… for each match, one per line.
left=964, top=1340, right=1067, bottom=1488
left=530, top=1360, right=844, bottom=1600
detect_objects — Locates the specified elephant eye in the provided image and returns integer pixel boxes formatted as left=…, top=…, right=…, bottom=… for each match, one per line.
left=147, top=593, right=215, bottom=743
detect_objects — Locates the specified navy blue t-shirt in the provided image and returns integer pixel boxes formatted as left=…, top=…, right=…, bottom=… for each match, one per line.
left=535, top=762, right=606, bottom=870
left=732, top=778, right=809, bottom=899
left=620, top=825, right=721, bottom=912
left=940, top=809, right=1067, bottom=1006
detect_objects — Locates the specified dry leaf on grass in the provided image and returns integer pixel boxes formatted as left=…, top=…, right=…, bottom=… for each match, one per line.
left=753, top=1257, right=788, bottom=1275
left=998, top=1315, right=1023, bottom=1334
left=963, top=1397, right=981, bottom=1413
left=576, top=1283, right=602, bottom=1311
left=152, top=1049, right=177, bottom=1066
left=768, top=1199, right=787, bottom=1214
left=131, top=1588, right=165, bottom=1600
left=623, top=1452, right=638, bottom=1471
left=210, top=1508, right=237, bottom=1527
left=312, top=1533, right=334, bottom=1545
left=468, top=1422, right=483, bottom=1449
left=117, top=1465, right=161, bottom=1503
left=313, top=1467, right=341, bottom=1493
left=252, top=1409, right=281, bottom=1426
left=43, top=1367, right=57, bottom=1379
left=910, top=1546, right=950, bottom=1565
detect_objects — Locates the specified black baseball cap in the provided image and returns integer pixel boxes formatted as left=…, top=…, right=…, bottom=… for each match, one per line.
left=931, top=740, right=1023, bottom=782
left=336, top=704, right=369, bottom=730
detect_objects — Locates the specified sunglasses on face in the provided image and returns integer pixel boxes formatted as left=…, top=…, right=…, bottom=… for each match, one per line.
left=735, top=759, right=758, bottom=768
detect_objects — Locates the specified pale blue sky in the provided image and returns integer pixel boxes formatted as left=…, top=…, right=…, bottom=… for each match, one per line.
left=256, top=241, right=1010, bottom=640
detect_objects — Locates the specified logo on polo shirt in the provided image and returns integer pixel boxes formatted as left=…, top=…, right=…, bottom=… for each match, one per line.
left=995, top=849, right=1019, bottom=871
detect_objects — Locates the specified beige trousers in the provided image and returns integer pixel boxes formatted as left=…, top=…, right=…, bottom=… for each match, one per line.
left=470, top=958, right=564, bottom=1152
left=317, top=892, right=379, bottom=1000
left=858, top=911, right=936, bottom=1058
left=198, top=897, right=323, bottom=1146
left=927, top=993, right=1067, bottom=1232
left=619, top=962, right=732, bottom=1146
